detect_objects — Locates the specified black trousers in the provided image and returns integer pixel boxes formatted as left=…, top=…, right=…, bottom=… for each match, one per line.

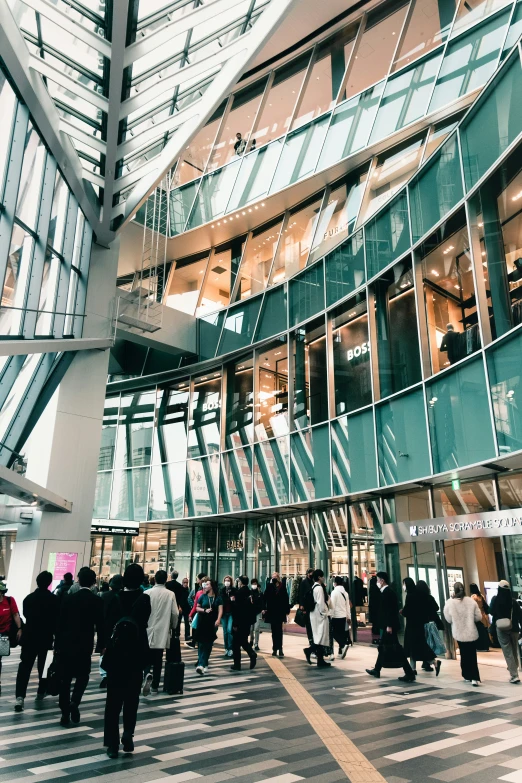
left=182, top=610, right=191, bottom=640
left=58, top=657, right=91, bottom=715
left=271, top=622, right=283, bottom=653
left=103, top=670, right=142, bottom=748
left=331, top=618, right=349, bottom=650
left=305, top=614, right=314, bottom=646
left=16, top=644, right=48, bottom=698
left=374, top=631, right=414, bottom=677
left=148, top=648, right=164, bottom=688
left=459, top=640, right=480, bottom=681
left=232, top=626, right=255, bottom=667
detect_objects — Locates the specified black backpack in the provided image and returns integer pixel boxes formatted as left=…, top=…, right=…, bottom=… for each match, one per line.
left=101, top=615, right=140, bottom=673
left=303, top=587, right=316, bottom=613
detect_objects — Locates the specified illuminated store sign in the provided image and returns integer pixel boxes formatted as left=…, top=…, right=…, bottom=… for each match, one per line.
left=384, top=509, right=522, bottom=543
left=347, top=341, right=370, bottom=361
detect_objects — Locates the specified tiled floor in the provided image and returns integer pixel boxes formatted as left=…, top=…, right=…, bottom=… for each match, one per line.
left=0, top=632, right=521, bottom=783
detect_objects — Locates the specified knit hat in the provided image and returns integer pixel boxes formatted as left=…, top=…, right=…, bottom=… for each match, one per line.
left=498, top=579, right=511, bottom=589
left=0, top=582, right=8, bottom=593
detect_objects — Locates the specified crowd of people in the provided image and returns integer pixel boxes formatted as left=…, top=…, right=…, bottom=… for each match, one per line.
left=0, top=564, right=520, bottom=760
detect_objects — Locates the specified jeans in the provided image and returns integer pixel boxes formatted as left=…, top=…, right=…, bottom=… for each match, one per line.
left=250, top=613, right=262, bottom=646
left=15, top=645, right=48, bottom=698
left=147, top=648, right=164, bottom=689
left=197, top=641, right=213, bottom=668
left=271, top=621, right=283, bottom=653
left=233, top=626, right=256, bottom=668
left=497, top=627, right=520, bottom=678
left=58, top=656, right=91, bottom=715
left=103, top=670, right=142, bottom=748
left=222, top=613, right=234, bottom=651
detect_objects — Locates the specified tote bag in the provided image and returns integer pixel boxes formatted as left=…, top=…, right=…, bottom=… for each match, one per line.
left=425, top=620, right=446, bottom=656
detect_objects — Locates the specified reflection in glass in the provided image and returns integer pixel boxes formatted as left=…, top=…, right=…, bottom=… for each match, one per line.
left=255, top=284, right=287, bottom=341
left=332, top=410, right=377, bottom=493
left=110, top=468, right=150, bottom=521
left=36, top=250, right=61, bottom=336
left=48, top=172, right=69, bottom=253
left=153, top=381, right=189, bottom=464
left=198, top=237, right=246, bottom=313
left=16, top=123, right=46, bottom=229
left=427, top=358, right=496, bottom=471
left=198, top=310, right=225, bottom=361
left=271, top=197, right=322, bottom=284
left=207, top=79, right=268, bottom=171
left=186, top=159, right=241, bottom=229
left=499, top=472, right=522, bottom=508
left=98, top=397, right=119, bottom=471
left=392, top=0, right=457, bottom=71
left=217, top=522, right=246, bottom=581
left=365, top=191, right=410, bottom=277
left=169, top=182, right=199, bottom=236
left=255, top=337, right=289, bottom=441
left=332, top=294, right=372, bottom=415
left=172, top=109, right=224, bottom=187
left=186, top=456, right=219, bottom=516
left=148, top=463, right=186, bottom=519
left=253, top=54, right=311, bottom=150
left=452, top=0, right=511, bottom=35
left=93, top=472, right=111, bottom=519
left=292, top=316, right=328, bottom=429
left=0, top=75, right=16, bottom=200
left=290, top=425, right=331, bottom=501
left=225, top=356, right=253, bottom=448
left=1, top=224, right=33, bottom=335
left=219, top=296, right=262, bottom=354
left=487, top=329, right=522, bottom=453
left=289, top=260, right=325, bottom=327
left=166, top=251, right=209, bottom=315
left=325, top=230, right=365, bottom=306
left=423, top=115, right=464, bottom=161
left=227, top=140, right=283, bottom=212
left=235, top=216, right=283, bottom=300
left=376, top=389, right=431, bottom=484
left=269, top=115, right=330, bottom=194
left=419, top=213, right=480, bottom=374
left=433, top=479, right=495, bottom=515
left=253, top=437, right=290, bottom=507
left=219, top=447, right=252, bottom=512
left=278, top=515, right=309, bottom=578
left=114, top=392, right=155, bottom=470
left=188, top=372, right=221, bottom=458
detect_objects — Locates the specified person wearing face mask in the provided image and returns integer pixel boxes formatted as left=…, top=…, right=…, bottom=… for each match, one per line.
left=186, top=573, right=207, bottom=649
left=263, top=572, right=290, bottom=657
left=219, top=576, right=237, bottom=658
left=249, top=579, right=264, bottom=651
left=304, top=570, right=332, bottom=668
left=366, top=571, right=416, bottom=683
left=193, top=580, right=223, bottom=674
left=230, top=576, right=257, bottom=671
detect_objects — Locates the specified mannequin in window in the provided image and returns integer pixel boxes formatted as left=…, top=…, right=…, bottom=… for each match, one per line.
left=234, top=133, right=247, bottom=156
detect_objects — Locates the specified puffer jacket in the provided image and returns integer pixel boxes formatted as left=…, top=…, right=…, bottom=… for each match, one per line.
left=443, top=596, right=481, bottom=642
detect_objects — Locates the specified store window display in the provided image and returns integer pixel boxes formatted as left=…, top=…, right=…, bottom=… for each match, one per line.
left=255, top=337, right=289, bottom=440
left=292, top=317, right=328, bottom=429
left=332, top=294, right=372, bottom=416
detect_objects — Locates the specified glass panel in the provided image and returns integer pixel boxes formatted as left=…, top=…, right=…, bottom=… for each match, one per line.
left=255, top=336, right=289, bottom=441
left=192, top=524, right=217, bottom=575
left=358, top=136, right=426, bottom=224
left=0, top=74, right=17, bottom=202
left=169, top=182, right=199, bottom=236
left=310, top=506, right=349, bottom=577
left=153, top=380, right=189, bottom=464
left=186, top=456, right=219, bottom=516
left=345, top=1, right=410, bottom=98
left=376, top=388, right=431, bottom=484
left=452, top=0, right=511, bottom=35
left=253, top=437, right=289, bottom=507
left=166, top=251, right=209, bottom=315
left=148, top=462, right=186, bottom=519
left=419, top=212, right=480, bottom=374
left=392, top=0, right=457, bottom=71
left=218, top=296, right=262, bottom=354
left=427, top=358, right=496, bottom=471
left=173, top=109, right=224, bottom=187
left=225, top=355, right=254, bottom=448
left=365, top=190, right=410, bottom=278
left=47, top=172, right=69, bottom=253
left=501, top=1, right=522, bottom=59
left=207, top=79, right=268, bottom=171
left=487, top=329, right=522, bottom=454
left=253, top=53, right=311, bottom=150
left=461, top=52, right=522, bottom=191
left=2, top=224, right=33, bottom=332
left=255, top=284, right=287, bottom=341
left=227, top=140, right=283, bottom=212
left=292, top=25, right=359, bottom=130
left=93, top=472, right=112, bottom=519
left=325, top=230, right=365, bottom=306
left=350, top=501, right=385, bottom=623
left=114, top=392, right=155, bottom=469
left=433, top=478, right=496, bottom=515
left=198, top=309, right=224, bottom=361
left=186, top=160, right=241, bottom=229
left=317, top=82, right=384, bottom=170
left=373, top=258, right=422, bottom=397
left=332, top=410, right=377, bottom=493
left=278, top=514, right=309, bottom=579
left=235, top=216, right=283, bottom=300
left=188, top=372, right=221, bottom=459
left=290, top=424, right=331, bottom=501
left=217, top=522, right=245, bottom=581
left=308, top=168, right=368, bottom=265
left=423, top=115, right=464, bottom=161
left=332, top=294, right=372, bottom=415
left=36, top=250, right=60, bottom=336
left=292, top=316, right=328, bottom=429
left=499, top=472, right=522, bottom=508
left=98, top=396, right=119, bottom=471
left=429, top=11, right=511, bottom=112
left=110, top=468, right=150, bottom=521
left=219, top=448, right=252, bottom=512
left=16, top=123, right=46, bottom=230
left=370, top=52, right=443, bottom=143
left=394, top=488, right=431, bottom=521
left=198, top=237, right=246, bottom=314
left=409, top=133, right=464, bottom=243
left=269, top=115, right=330, bottom=194
left=289, top=259, right=325, bottom=327
left=271, top=197, right=323, bottom=284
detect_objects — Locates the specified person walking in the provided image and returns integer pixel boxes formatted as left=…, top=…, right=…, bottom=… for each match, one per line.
left=102, top=563, right=151, bottom=758
left=249, top=578, right=264, bottom=651
left=166, top=570, right=184, bottom=633
left=0, top=581, right=22, bottom=695
left=143, top=569, right=178, bottom=695
left=444, top=582, right=482, bottom=686
left=416, top=579, right=443, bottom=674
left=470, top=583, right=491, bottom=652
left=220, top=576, right=237, bottom=658
left=490, top=579, right=522, bottom=684
left=193, top=579, right=223, bottom=675
left=99, top=575, right=124, bottom=689
left=54, top=572, right=73, bottom=598
left=366, top=571, right=416, bottom=683
left=14, top=571, right=58, bottom=711
left=180, top=577, right=191, bottom=641
left=299, top=568, right=315, bottom=650
left=304, top=570, right=332, bottom=667
left=401, top=577, right=439, bottom=677
left=186, top=573, right=206, bottom=648
left=263, top=572, right=290, bottom=658
left=230, top=576, right=257, bottom=671
left=56, top=566, right=104, bottom=726
left=330, top=575, right=351, bottom=659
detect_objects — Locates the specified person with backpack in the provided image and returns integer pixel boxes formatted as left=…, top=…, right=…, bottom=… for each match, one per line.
left=0, top=582, right=22, bottom=694
left=54, top=572, right=74, bottom=598
left=230, top=576, right=257, bottom=671
left=14, top=571, right=58, bottom=712
left=303, top=570, right=332, bottom=668
left=102, top=563, right=151, bottom=758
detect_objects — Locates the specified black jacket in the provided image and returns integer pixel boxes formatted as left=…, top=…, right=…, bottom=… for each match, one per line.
left=166, top=578, right=184, bottom=609
left=377, top=586, right=400, bottom=633
left=22, top=588, right=59, bottom=650
left=102, top=589, right=151, bottom=677
left=491, top=589, right=522, bottom=633
left=250, top=587, right=264, bottom=615
left=264, top=582, right=290, bottom=624
left=298, top=577, right=314, bottom=608
left=57, top=588, right=105, bottom=659
left=220, top=586, right=238, bottom=614
left=232, top=586, right=257, bottom=628
left=402, top=590, right=438, bottom=660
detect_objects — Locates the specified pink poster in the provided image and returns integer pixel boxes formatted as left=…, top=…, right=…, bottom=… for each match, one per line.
left=48, top=552, right=78, bottom=592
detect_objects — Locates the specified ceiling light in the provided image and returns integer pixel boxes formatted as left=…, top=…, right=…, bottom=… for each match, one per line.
left=478, top=222, right=483, bottom=227
left=431, top=269, right=439, bottom=276
left=512, top=191, right=522, bottom=201
left=443, top=245, right=454, bottom=255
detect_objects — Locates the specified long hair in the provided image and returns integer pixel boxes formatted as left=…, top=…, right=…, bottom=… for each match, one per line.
left=470, top=583, right=486, bottom=603
left=403, top=577, right=416, bottom=594
left=453, top=582, right=465, bottom=600
left=416, top=579, right=431, bottom=596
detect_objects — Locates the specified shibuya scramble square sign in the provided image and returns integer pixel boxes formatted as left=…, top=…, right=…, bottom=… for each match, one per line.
left=384, top=509, right=522, bottom=544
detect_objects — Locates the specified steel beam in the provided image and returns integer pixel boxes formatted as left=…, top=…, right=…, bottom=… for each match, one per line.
left=0, top=337, right=112, bottom=357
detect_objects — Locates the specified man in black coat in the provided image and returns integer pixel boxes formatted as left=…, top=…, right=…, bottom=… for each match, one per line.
left=166, top=570, right=184, bottom=636
left=14, top=571, right=58, bottom=712
left=230, top=576, right=257, bottom=671
left=298, top=569, right=315, bottom=647
left=366, top=571, right=415, bottom=682
left=56, top=566, right=105, bottom=726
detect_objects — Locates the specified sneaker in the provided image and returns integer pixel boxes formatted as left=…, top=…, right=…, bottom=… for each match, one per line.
left=278, top=650, right=285, bottom=658
left=99, top=678, right=107, bottom=689
left=150, top=687, right=159, bottom=694
left=106, top=747, right=119, bottom=759
left=227, top=650, right=234, bottom=657
left=398, top=675, right=416, bottom=683
left=142, top=673, right=153, bottom=696
left=230, top=665, right=241, bottom=671
left=185, top=640, right=196, bottom=648
left=366, top=668, right=380, bottom=678
left=14, top=697, right=23, bottom=713
left=471, top=680, right=480, bottom=687
left=254, top=645, right=260, bottom=652
left=203, top=667, right=209, bottom=674
left=341, top=644, right=349, bottom=659
left=122, top=732, right=134, bottom=753
left=224, top=651, right=230, bottom=658
left=310, top=653, right=317, bottom=660
left=510, top=676, right=521, bottom=684
left=196, top=665, right=204, bottom=675
left=70, top=703, right=80, bottom=724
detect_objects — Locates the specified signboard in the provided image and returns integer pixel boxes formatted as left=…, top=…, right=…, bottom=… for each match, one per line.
left=384, top=508, right=522, bottom=544
left=48, top=552, right=78, bottom=592
left=91, top=519, right=139, bottom=536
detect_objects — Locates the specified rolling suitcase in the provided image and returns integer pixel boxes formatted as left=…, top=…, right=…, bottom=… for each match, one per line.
left=163, top=661, right=184, bottom=694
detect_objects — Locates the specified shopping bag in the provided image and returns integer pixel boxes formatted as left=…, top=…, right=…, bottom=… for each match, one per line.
left=46, top=656, right=61, bottom=696
left=377, top=632, right=405, bottom=668
left=425, top=620, right=446, bottom=656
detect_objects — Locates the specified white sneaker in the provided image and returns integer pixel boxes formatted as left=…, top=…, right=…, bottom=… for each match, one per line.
left=142, top=674, right=153, bottom=696
left=150, top=687, right=159, bottom=694
left=196, top=665, right=203, bottom=675
left=471, top=680, right=479, bottom=687
left=227, top=650, right=233, bottom=657
left=14, top=697, right=23, bottom=713
left=203, top=666, right=209, bottom=674
left=341, top=644, right=349, bottom=659
left=510, top=676, right=520, bottom=684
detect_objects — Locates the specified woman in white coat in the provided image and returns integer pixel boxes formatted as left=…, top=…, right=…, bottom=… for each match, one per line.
left=330, top=576, right=352, bottom=658
left=304, top=569, right=332, bottom=668
left=443, top=581, right=482, bottom=686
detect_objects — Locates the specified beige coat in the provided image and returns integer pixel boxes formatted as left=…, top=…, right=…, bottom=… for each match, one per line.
left=147, top=584, right=178, bottom=649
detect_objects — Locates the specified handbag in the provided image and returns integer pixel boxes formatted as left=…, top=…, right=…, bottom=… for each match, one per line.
left=425, top=620, right=446, bottom=656
left=0, top=636, right=10, bottom=657
left=497, top=605, right=513, bottom=631
left=294, top=608, right=307, bottom=628
left=46, top=657, right=61, bottom=696
left=377, top=632, right=406, bottom=668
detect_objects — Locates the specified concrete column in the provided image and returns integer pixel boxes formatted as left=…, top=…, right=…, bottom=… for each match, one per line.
left=7, top=238, right=120, bottom=603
